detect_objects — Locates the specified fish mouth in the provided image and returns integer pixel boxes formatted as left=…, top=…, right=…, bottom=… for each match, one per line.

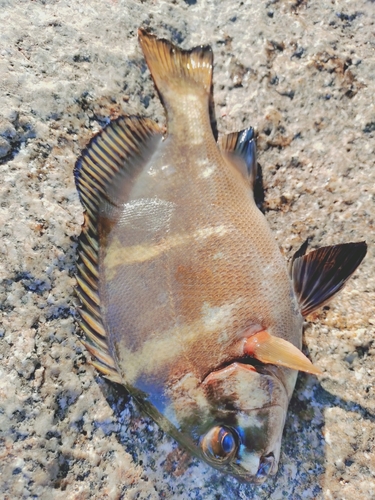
left=233, top=452, right=276, bottom=484
left=256, top=452, right=276, bottom=480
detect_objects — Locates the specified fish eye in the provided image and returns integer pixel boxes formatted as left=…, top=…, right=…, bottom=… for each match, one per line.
left=200, top=426, right=238, bottom=463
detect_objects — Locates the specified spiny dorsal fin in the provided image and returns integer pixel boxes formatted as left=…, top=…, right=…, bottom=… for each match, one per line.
left=138, top=28, right=213, bottom=103
left=74, top=115, right=163, bottom=382
left=292, top=242, right=367, bottom=317
left=220, top=128, right=257, bottom=189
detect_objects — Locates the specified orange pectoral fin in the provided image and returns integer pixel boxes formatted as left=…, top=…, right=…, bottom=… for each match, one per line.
left=244, top=331, right=322, bottom=375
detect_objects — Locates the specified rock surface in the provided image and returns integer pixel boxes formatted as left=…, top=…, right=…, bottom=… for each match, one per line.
left=0, top=1, right=374, bottom=499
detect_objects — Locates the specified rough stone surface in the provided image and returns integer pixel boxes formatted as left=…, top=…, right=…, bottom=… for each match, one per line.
left=1, top=1, right=374, bottom=499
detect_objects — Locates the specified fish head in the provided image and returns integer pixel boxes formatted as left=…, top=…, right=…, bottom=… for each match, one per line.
left=171, top=361, right=292, bottom=483
left=200, top=362, right=290, bottom=482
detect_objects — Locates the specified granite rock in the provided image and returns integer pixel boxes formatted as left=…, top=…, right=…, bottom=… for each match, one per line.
left=1, top=1, right=374, bottom=499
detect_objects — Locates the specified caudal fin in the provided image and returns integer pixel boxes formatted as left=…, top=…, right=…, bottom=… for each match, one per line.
left=138, top=28, right=213, bottom=106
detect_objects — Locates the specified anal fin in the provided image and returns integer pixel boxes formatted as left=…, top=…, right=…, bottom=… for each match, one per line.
left=219, top=128, right=257, bottom=189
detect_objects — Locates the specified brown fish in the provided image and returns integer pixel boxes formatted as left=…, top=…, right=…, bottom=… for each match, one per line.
left=74, top=28, right=367, bottom=483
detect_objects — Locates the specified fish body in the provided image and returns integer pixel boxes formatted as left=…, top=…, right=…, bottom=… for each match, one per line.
left=74, top=29, right=366, bottom=482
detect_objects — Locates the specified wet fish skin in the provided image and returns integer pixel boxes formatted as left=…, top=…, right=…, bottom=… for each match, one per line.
left=103, top=32, right=299, bottom=481
left=74, top=29, right=367, bottom=483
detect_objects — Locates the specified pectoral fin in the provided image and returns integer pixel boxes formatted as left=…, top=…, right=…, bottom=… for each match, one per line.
left=243, top=330, right=322, bottom=375
left=292, top=242, right=367, bottom=317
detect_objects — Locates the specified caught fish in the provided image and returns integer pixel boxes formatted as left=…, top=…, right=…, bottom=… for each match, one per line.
left=74, top=28, right=367, bottom=483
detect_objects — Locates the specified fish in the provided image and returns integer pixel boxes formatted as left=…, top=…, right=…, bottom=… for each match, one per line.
left=73, top=28, right=367, bottom=483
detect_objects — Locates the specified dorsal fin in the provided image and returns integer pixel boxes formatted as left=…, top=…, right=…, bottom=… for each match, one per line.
left=219, top=128, right=257, bottom=189
left=74, top=115, right=163, bottom=382
left=292, top=242, right=367, bottom=317
left=138, top=28, right=213, bottom=104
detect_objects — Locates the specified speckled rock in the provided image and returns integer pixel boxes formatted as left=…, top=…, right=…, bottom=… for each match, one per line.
left=0, top=1, right=374, bottom=499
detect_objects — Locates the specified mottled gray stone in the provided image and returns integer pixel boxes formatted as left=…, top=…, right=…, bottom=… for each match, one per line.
left=1, top=1, right=374, bottom=499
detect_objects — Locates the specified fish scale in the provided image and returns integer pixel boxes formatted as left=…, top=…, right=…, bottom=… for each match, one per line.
left=74, top=28, right=367, bottom=482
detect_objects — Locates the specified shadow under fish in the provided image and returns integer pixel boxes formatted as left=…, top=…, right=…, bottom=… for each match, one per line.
left=73, top=28, right=367, bottom=483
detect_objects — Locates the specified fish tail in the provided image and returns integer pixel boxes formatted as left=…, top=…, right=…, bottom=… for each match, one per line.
left=138, top=28, right=213, bottom=107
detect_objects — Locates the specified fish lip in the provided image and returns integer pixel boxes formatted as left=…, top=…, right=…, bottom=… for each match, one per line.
left=201, top=360, right=290, bottom=401
left=200, top=359, right=262, bottom=385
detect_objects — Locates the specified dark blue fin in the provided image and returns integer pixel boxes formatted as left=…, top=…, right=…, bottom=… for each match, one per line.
left=289, top=238, right=309, bottom=274
left=219, top=128, right=257, bottom=189
left=292, top=242, right=367, bottom=317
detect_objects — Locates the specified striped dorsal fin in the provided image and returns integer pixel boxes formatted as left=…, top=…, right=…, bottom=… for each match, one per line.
left=74, top=115, right=163, bottom=382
